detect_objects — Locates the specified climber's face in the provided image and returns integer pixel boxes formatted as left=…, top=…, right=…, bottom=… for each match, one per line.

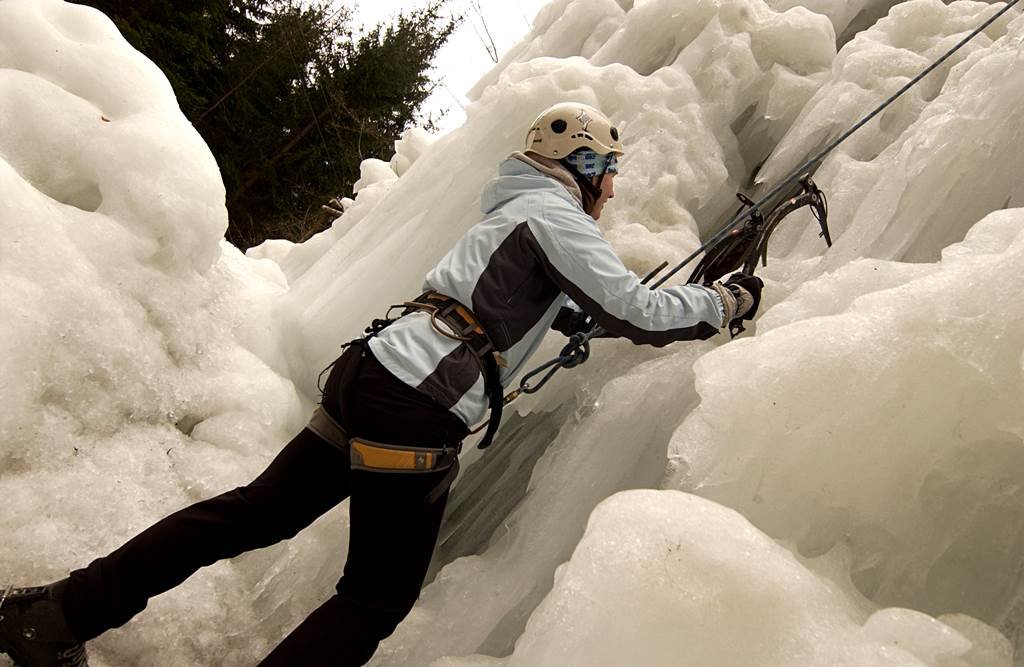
left=591, top=172, right=615, bottom=220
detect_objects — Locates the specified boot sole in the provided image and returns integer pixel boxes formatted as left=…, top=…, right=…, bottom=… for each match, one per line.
left=0, top=585, right=88, bottom=666
left=0, top=636, right=27, bottom=666
left=0, top=585, right=33, bottom=666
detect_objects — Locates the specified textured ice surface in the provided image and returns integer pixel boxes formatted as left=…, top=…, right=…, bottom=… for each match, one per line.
left=760, top=0, right=1024, bottom=270
left=666, top=207, right=1024, bottom=647
left=0, top=2, right=327, bottom=665
left=478, top=491, right=1010, bottom=666
left=2, top=0, right=1024, bottom=665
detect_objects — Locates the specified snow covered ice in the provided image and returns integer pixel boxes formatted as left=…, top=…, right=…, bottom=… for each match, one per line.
left=2, top=0, right=1023, bottom=665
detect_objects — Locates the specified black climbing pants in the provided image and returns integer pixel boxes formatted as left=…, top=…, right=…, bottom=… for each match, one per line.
left=62, top=342, right=470, bottom=665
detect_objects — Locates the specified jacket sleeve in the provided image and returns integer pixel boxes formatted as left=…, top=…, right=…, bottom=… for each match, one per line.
left=526, top=200, right=725, bottom=346
left=551, top=296, right=621, bottom=338
left=550, top=297, right=588, bottom=336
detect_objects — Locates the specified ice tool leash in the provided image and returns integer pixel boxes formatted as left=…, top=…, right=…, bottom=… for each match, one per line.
left=510, top=0, right=1021, bottom=400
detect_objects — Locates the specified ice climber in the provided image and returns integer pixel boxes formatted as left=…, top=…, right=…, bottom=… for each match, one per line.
left=0, top=102, right=763, bottom=666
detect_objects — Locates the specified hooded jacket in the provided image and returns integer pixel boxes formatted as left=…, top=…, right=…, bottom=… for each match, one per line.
left=368, top=155, right=725, bottom=428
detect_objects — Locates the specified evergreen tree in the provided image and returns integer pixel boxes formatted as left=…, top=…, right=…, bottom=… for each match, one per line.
left=77, top=0, right=458, bottom=249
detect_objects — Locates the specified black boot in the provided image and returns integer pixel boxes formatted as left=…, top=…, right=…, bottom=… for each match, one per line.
left=0, top=580, right=87, bottom=667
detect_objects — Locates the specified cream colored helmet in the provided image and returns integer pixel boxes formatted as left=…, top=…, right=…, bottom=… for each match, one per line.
left=524, top=102, right=624, bottom=159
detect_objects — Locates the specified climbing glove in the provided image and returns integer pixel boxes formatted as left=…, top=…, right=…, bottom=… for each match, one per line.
left=708, top=273, right=764, bottom=325
left=724, top=273, right=763, bottom=320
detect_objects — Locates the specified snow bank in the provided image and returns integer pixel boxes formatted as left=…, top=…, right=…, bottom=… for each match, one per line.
left=0, top=2, right=327, bottom=664
left=667, top=207, right=1024, bottom=643
left=490, top=490, right=1012, bottom=666
left=0, top=0, right=223, bottom=272
left=761, top=0, right=1023, bottom=271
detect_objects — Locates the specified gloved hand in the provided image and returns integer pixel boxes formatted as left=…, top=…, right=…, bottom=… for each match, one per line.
left=707, top=273, right=764, bottom=326
left=724, top=273, right=763, bottom=320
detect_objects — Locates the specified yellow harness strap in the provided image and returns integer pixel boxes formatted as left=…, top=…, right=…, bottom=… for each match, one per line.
left=307, top=408, right=456, bottom=473
left=350, top=439, right=442, bottom=471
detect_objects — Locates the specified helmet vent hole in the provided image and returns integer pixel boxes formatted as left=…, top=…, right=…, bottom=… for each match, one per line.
left=551, top=119, right=568, bottom=134
left=610, top=127, right=619, bottom=141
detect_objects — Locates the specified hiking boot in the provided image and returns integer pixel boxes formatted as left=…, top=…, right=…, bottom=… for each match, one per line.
left=0, top=580, right=88, bottom=666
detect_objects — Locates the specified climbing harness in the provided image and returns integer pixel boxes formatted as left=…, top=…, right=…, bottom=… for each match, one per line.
left=393, top=292, right=508, bottom=451
left=513, top=0, right=1021, bottom=398
left=309, top=303, right=473, bottom=504
left=317, top=291, right=507, bottom=454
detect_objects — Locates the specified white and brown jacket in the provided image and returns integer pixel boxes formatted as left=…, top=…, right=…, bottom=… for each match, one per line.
left=369, top=153, right=726, bottom=428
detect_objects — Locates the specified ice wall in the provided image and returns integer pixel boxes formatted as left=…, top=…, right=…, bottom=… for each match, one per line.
left=3, top=0, right=1024, bottom=665
left=369, top=0, right=1024, bottom=665
left=259, top=0, right=840, bottom=392
left=494, top=491, right=1013, bottom=666
left=668, top=206, right=1024, bottom=636
left=761, top=0, right=1023, bottom=268
left=0, top=2, right=331, bottom=665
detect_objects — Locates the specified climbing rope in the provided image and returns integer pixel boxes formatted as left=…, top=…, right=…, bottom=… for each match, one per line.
left=651, top=0, right=1022, bottom=294
left=515, top=0, right=1022, bottom=397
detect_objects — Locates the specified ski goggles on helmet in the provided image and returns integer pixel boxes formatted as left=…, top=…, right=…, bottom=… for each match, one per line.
left=563, top=149, right=619, bottom=178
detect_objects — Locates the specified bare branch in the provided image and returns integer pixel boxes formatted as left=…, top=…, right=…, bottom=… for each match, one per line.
left=443, top=83, right=467, bottom=111
left=469, top=0, right=499, bottom=63
left=512, top=0, right=533, bottom=31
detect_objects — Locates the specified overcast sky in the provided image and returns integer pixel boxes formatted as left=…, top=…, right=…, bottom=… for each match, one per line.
left=350, top=0, right=550, bottom=133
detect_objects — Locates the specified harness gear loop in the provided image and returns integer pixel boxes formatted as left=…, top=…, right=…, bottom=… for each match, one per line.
left=399, top=300, right=473, bottom=343
left=402, top=293, right=506, bottom=367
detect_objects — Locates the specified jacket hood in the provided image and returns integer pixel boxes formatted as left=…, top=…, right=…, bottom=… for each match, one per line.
left=480, top=156, right=585, bottom=216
